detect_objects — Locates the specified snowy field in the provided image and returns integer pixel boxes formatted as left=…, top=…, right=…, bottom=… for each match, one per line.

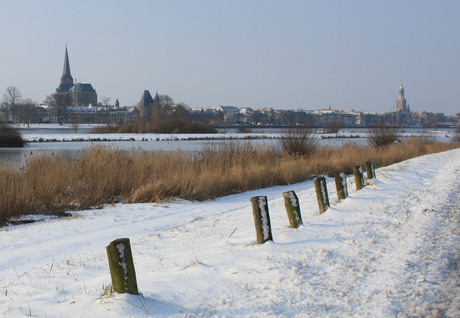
left=0, top=149, right=459, bottom=317
left=14, top=123, right=456, bottom=143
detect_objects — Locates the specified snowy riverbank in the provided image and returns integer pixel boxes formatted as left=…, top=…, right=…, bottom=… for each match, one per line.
left=14, top=123, right=456, bottom=143
left=1, top=148, right=459, bottom=317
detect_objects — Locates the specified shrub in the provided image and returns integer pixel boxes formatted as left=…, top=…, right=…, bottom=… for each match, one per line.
left=368, top=125, right=401, bottom=148
left=280, top=127, right=317, bottom=156
left=453, top=125, right=460, bottom=143
left=0, top=121, right=25, bottom=147
left=323, top=120, right=344, bottom=134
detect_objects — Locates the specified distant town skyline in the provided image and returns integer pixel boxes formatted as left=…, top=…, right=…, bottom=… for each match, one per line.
left=0, top=1, right=459, bottom=115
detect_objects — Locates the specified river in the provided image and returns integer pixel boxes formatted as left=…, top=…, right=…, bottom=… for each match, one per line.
left=0, top=125, right=454, bottom=168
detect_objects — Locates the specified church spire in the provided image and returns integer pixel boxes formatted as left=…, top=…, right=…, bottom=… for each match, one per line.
left=60, top=45, right=73, bottom=85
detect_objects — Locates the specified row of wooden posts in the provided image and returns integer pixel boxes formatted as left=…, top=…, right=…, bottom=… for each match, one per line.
left=251, top=161, right=375, bottom=244
left=105, top=161, right=376, bottom=295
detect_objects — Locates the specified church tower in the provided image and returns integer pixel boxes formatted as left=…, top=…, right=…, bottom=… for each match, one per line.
left=56, top=46, right=74, bottom=93
left=396, top=82, right=408, bottom=112
left=54, top=46, right=97, bottom=106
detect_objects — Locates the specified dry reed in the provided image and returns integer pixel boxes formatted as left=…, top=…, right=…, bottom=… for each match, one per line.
left=1, top=138, right=458, bottom=226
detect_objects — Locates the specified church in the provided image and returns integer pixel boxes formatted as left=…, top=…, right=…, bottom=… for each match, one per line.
left=54, top=46, right=97, bottom=106
left=396, top=82, right=410, bottom=113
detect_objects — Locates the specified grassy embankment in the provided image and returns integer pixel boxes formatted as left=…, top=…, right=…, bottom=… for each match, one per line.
left=1, top=137, right=459, bottom=226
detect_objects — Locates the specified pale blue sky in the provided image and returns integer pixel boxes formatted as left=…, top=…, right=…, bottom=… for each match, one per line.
left=0, top=0, right=459, bottom=114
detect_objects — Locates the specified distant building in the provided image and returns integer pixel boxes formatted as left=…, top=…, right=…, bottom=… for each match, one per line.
left=396, top=82, right=410, bottom=113
left=54, top=46, right=97, bottom=106
left=137, top=90, right=160, bottom=121
left=392, top=82, right=412, bottom=126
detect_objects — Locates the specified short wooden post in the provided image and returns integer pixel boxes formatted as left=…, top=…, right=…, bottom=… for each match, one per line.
left=353, top=165, right=364, bottom=190
left=250, top=196, right=273, bottom=244
left=334, top=172, right=348, bottom=200
left=365, top=161, right=375, bottom=179
left=283, top=191, right=303, bottom=228
left=106, top=238, right=139, bottom=295
left=314, top=177, right=330, bottom=214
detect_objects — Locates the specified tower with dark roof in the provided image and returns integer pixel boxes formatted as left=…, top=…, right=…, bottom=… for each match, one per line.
left=56, top=46, right=74, bottom=93
left=54, top=46, right=97, bottom=106
left=138, top=90, right=155, bottom=120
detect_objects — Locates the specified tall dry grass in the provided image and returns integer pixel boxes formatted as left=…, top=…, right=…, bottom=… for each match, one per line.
left=1, top=138, right=458, bottom=226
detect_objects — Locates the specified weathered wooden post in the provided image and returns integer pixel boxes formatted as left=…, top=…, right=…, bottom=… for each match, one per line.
left=314, top=177, right=330, bottom=214
left=106, top=238, right=139, bottom=295
left=334, top=172, right=348, bottom=200
left=250, top=196, right=273, bottom=244
left=353, top=165, right=364, bottom=190
left=283, top=191, right=303, bottom=228
left=365, top=161, right=375, bottom=179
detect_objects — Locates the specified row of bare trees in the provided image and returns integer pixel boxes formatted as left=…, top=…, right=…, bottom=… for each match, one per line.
left=1, top=86, right=39, bottom=127
left=2, top=86, right=116, bottom=126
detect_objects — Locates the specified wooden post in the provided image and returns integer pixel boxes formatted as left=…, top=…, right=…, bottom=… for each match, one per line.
left=365, top=161, right=375, bottom=179
left=314, top=177, right=330, bottom=214
left=283, top=191, right=303, bottom=228
left=353, top=165, right=364, bottom=190
left=250, top=196, right=273, bottom=244
left=334, top=172, right=348, bottom=200
left=106, top=238, right=139, bottom=295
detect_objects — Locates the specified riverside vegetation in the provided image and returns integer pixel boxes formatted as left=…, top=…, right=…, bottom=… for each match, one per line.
left=0, top=135, right=459, bottom=226
left=92, top=118, right=217, bottom=134
left=0, top=121, right=25, bottom=148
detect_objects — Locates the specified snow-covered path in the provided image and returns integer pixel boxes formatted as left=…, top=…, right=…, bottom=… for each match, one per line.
left=0, top=149, right=459, bottom=317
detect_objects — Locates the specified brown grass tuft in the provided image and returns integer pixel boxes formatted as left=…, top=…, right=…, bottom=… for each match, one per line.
left=1, top=139, right=458, bottom=226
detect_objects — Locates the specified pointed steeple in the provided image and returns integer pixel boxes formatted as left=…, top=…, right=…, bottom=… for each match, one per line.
left=399, top=81, right=404, bottom=97
left=60, top=46, right=73, bottom=85
left=153, top=92, right=160, bottom=103
left=139, top=90, right=154, bottom=107
left=396, top=81, right=407, bottom=112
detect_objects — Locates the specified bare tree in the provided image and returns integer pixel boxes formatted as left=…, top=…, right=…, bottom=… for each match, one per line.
left=159, top=94, right=174, bottom=106
left=43, top=95, right=56, bottom=107
left=368, top=121, right=402, bottom=148
left=2, top=86, right=22, bottom=107
left=70, top=115, right=80, bottom=133
left=100, top=96, right=111, bottom=106
left=172, top=103, right=190, bottom=119
left=15, top=99, right=37, bottom=127
left=280, top=126, right=318, bottom=157
left=2, top=87, right=22, bottom=121
left=323, top=119, right=344, bottom=134
left=54, top=94, right=71, bottom=125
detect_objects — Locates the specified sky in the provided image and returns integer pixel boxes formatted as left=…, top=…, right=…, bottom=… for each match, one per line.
left=0, top=0, right=459, bottom=114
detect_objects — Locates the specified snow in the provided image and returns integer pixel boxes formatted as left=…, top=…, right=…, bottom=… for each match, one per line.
left=13, top=123, right=457, bottom=143
left=257, top=196, right=271, bottom=241
left=320, top=179, right=329, bottom=207
left=288, top=191, right=298, bottom=208
left=340, top=172, right=349, bottom=197
left=1, top=149, right=459, bottom=317
left=115, top=242, right=128, bottom=283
